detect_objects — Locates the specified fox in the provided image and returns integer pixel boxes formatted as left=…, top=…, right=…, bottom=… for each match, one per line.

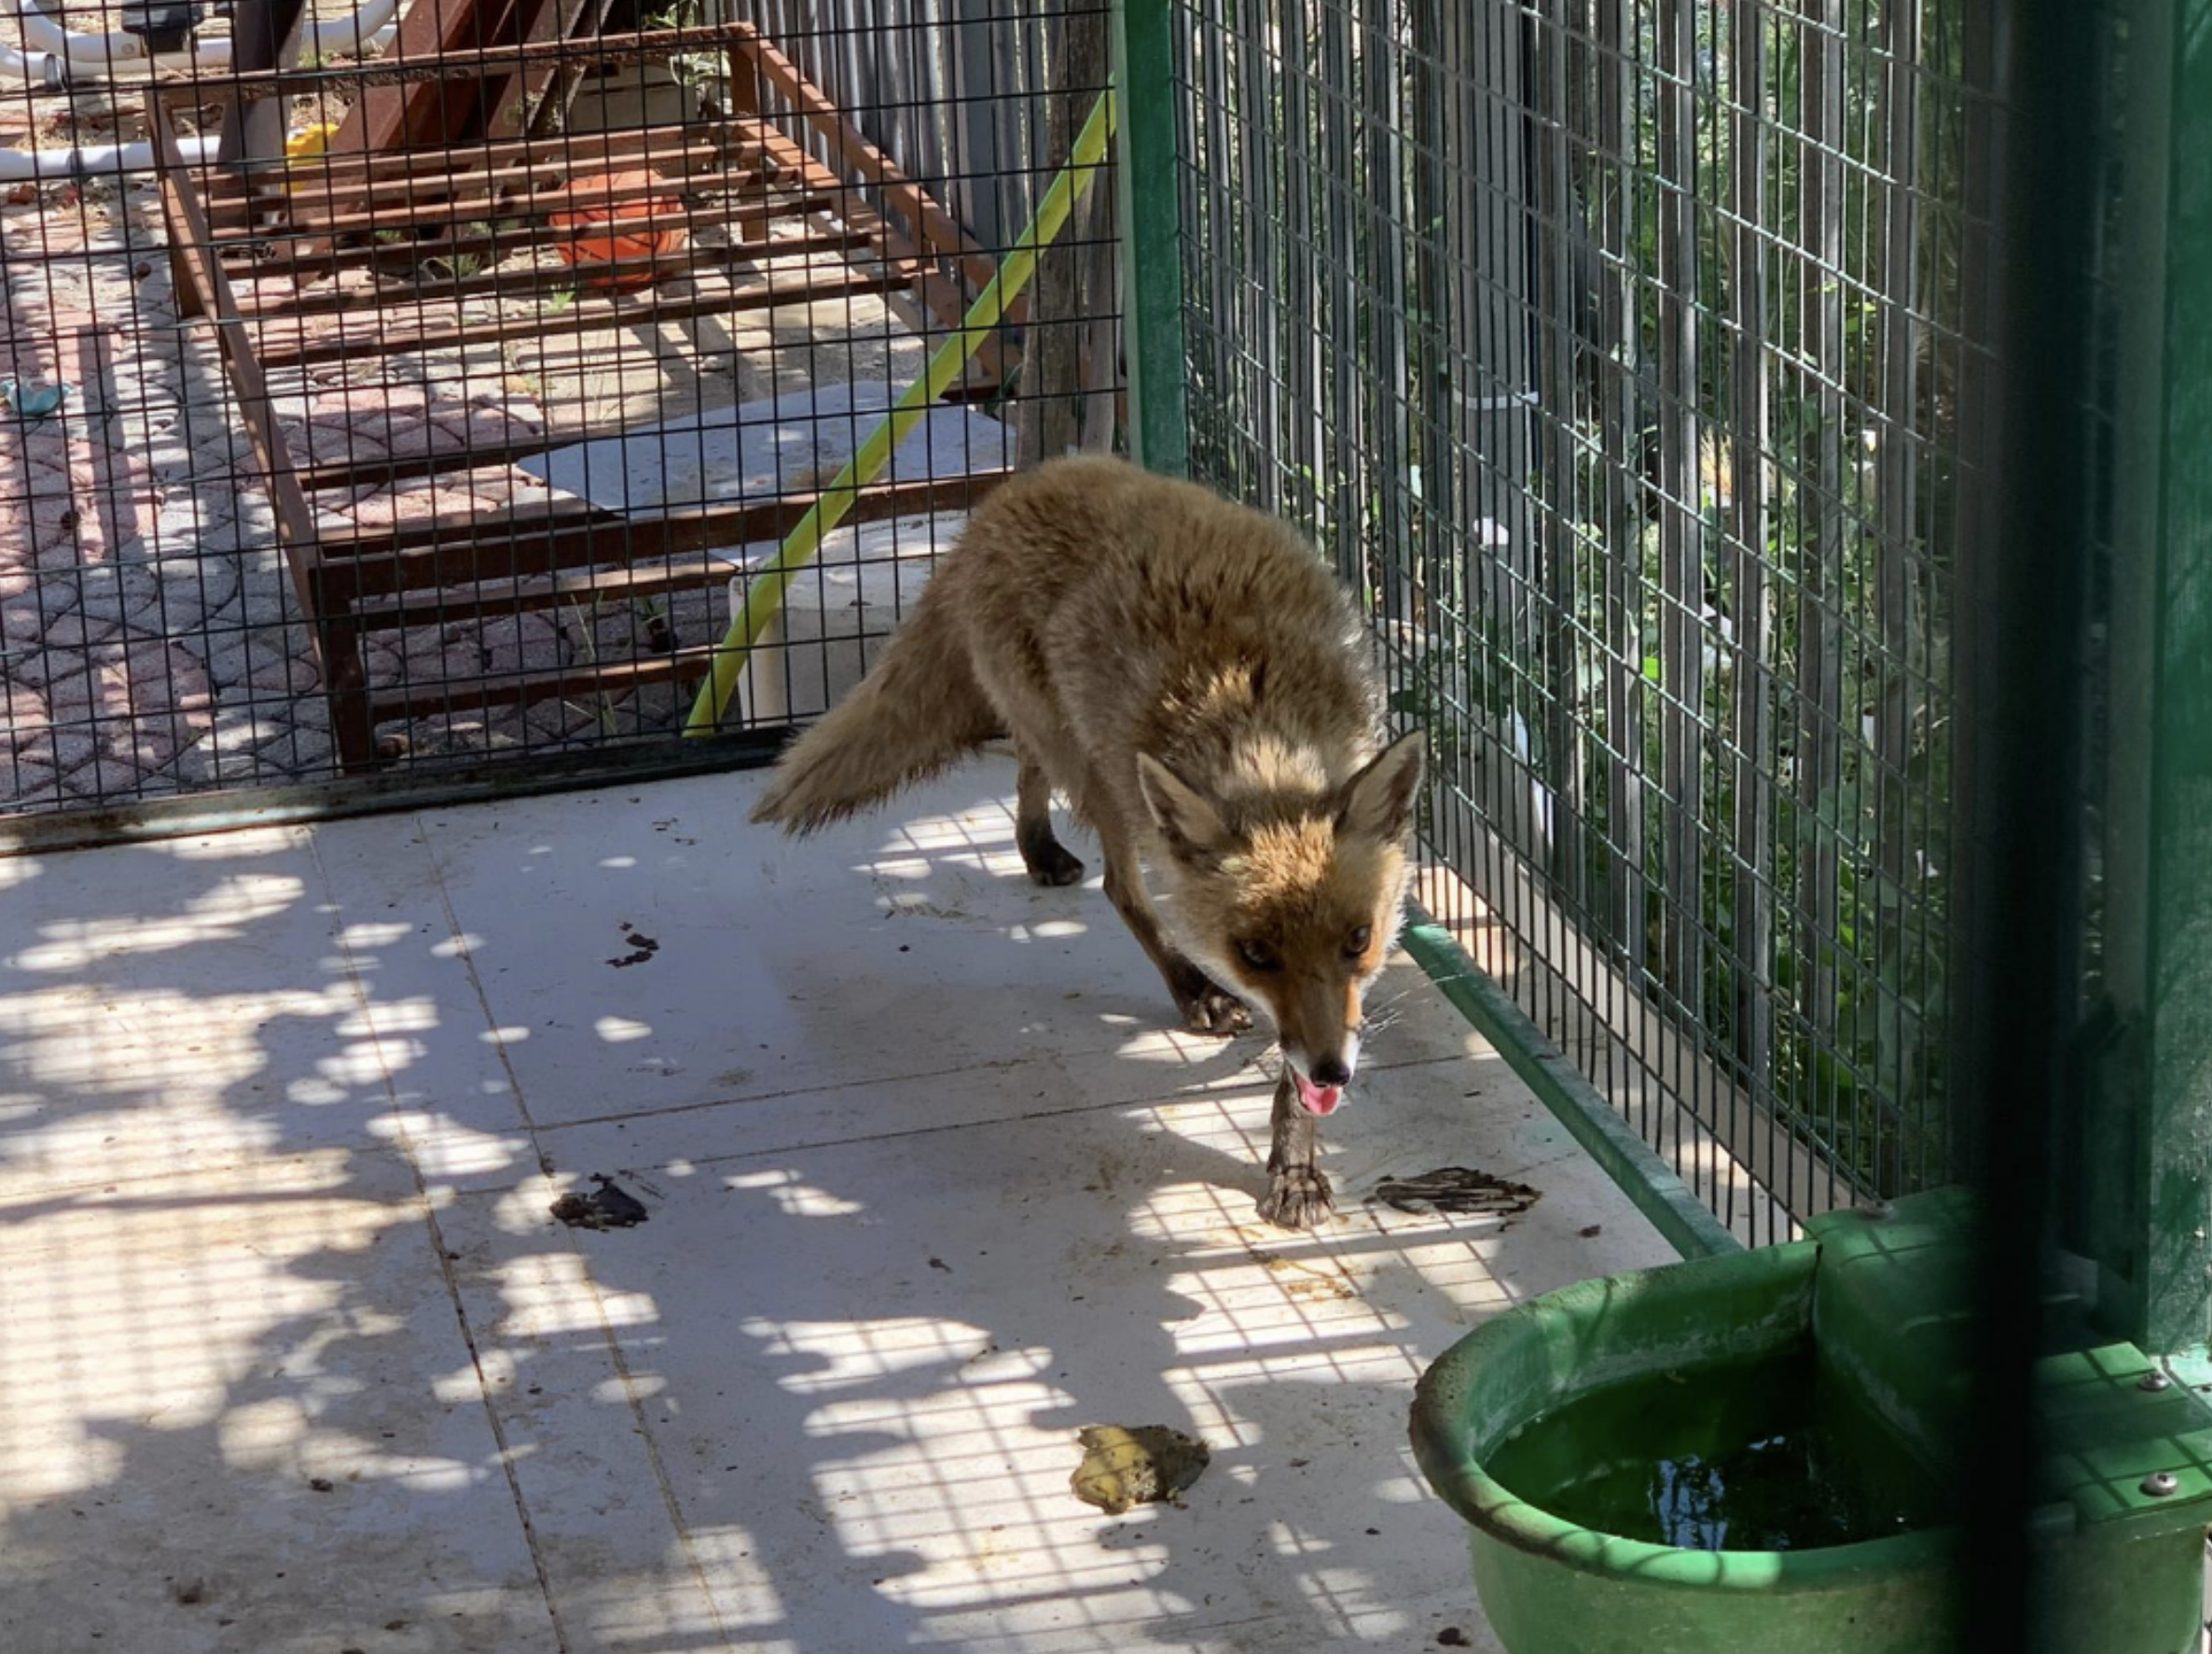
left=749, top=455, right=1425, bottom=1230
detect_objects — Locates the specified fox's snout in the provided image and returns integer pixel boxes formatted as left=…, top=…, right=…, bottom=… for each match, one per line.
left=1308, top=1054, right=1352, bottom=1088
left=1284, top=1050, right=1353, bottom=1118
left=1278, top=1005, right=1364, bottom=1118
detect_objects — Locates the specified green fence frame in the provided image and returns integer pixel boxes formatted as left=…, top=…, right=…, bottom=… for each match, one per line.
left=1111, top=0, right=1190, bottom=477
left=2093, top=0, right=2212, bottom=1363
left=1117, top=0, right=2212, bottom=1330
left=1122, top=0, right=1974, bottom=1250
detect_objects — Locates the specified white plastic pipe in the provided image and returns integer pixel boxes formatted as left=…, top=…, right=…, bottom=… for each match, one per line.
left=0, top=130, right=217, bottom=178
left=0, top=38, right=63, bottom=85
left=0, top=33, right=171, bottom=84
left=11, top=0, right=151, bottom=62
left=296, top=0, right=400, bottom=59
left=10, top=0, right=394, bottom=75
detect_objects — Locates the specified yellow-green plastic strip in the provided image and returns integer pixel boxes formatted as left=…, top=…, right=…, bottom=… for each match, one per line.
left=684, top=88, right=1117, bottom=737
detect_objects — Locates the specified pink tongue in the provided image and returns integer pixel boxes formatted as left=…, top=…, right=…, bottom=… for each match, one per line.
left=1294, top=1072, right=1342, bottom=1116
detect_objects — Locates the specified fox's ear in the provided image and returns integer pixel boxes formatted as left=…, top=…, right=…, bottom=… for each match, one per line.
left=1335, top=731, right=1426, bottom=843
left=1137, top=754, right=1230, bottom=862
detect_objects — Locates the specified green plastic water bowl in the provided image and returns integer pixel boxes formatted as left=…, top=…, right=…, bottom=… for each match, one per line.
left=1408, top=1192, right=2212, bottom=1654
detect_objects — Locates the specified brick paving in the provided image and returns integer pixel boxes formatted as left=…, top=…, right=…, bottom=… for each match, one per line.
left=0, top=164, right=834, bottom=814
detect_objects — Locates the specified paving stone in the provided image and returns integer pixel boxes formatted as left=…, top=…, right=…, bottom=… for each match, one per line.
left=0, top=751, right=58, bottom=805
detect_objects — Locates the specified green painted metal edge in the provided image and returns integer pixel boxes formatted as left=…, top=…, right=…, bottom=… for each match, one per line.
left=1400, top=917, right=1741, bottom=1259
left=2086, top=0, right=2212, bottom=1360
left=2134, top=0, right=2212, bottom=1361
left=1109, top=0, right=1189, bottom=477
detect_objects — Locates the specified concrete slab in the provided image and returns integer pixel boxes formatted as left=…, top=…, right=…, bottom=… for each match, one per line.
left=0, top=1150, right=555, bottom=1654
left=0, top=758, right=1684, bottom=1654
left=409, top=765, right=1505, bottom=1132
left=0, top=827, right=373, bottom=1192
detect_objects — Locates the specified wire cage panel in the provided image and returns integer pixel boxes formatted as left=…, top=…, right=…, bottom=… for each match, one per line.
left=1165, top=0, right=1984, bottom=1241
left=0, top=0, right=1117, bottom=818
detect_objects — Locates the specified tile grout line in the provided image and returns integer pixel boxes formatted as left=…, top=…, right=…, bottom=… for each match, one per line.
left=535, top=1048, right=1482, bottom=1139
left=411, top=812, right=558, bottom=1178
left=405, top=813, right=740, bottom=1647
left=306, top=820, right=577, bottom=1654
left=581, top=1052, right=1485, bottom=1180
left=559, top=1225, right=743, bottom=1648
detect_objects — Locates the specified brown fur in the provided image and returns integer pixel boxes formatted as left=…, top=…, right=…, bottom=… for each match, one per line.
left=750, top=456, right=1424, bottom=1228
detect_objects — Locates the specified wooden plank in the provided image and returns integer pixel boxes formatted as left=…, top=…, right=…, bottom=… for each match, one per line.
left=482, top=0, right=609, bottom=141
left=249, top=261, right=912, bottom=369
left=221, top=190, right=836, bottom=284
left=346, top=476, right=1002, bottom=627
left=207, top=136, right=740, bottom=231
left=245, top=225, right=880, bottom=330
left=222, top=171, right=794, bottom=246
left=353, top=550, right=739, bottom=628
left=730, top=24, right=1008, bottom=310
left=153, top=115, right=323, bottom=561
left=316, top=471, right=1010, bottom=603
left=158, top=19, right=844, bottom=107
left=367, top=642, right=720, bottom=722
left=227, top=162, right=756, bottom=243
left=326, top=499, right=604, bottom=559
left=325, top=0, right=513, bottom=161
left=205, top=117, right=765, bottom=198
left=152, top=103, right=378, bottom=770
left=743, top=122, right=1002, bottom=386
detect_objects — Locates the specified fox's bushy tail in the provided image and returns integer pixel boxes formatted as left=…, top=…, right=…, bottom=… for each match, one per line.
left=749, top=590, right=999, bottom=834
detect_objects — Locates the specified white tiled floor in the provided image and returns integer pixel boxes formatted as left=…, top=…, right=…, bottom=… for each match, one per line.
left=0, top=759, right=1673, bottom=1654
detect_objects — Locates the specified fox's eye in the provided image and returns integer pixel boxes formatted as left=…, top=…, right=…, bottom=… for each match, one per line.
left=1346, top=925, right=1373, bottom=958
left=1237, top=939, right=1280, bottom=973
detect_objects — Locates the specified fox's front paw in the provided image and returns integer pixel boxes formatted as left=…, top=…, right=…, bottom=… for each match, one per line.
left=1019, top=834, right=1087, bottom=888
left=1165, top=958, right=1251, bottom=1035
left=1258, top=1165, right=1335, bottom=1230
left=1182, top=984, right=1251, bottom=1036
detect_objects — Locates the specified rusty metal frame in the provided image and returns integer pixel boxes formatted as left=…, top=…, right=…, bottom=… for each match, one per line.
left=149, top=22, right=1015, bottom=772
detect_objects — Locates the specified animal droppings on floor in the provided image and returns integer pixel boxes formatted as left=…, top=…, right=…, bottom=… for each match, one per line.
left=1372, top=1166, right=1543, bottom=1219
left=549, top=1175, right=651, bottom=1230
left=1070, top=1426, right=1211, bottom=1515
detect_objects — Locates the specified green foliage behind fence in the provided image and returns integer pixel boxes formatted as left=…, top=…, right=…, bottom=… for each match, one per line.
left=1165, top=0, right=1979, bottom=1236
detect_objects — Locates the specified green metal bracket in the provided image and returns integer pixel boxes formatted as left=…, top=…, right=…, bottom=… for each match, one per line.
left=1109, top=0, right=1190, bottom=477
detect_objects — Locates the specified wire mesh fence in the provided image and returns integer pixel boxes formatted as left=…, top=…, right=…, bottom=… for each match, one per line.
left=1166, top=0, right=1982, bottom=1241
left=0, top=0, right=1116, bottom=815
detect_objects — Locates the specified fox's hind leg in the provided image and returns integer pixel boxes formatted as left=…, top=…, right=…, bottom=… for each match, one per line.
left=1095, top=824, right=1251, bottom=1035
left=1015, top=752, right=1086, bottom=887
left=1258, top=1071, right=1334, bottom=1228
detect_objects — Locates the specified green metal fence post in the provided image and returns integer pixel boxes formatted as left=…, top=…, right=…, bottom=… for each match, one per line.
left=1110, top=0, right=1190, bottom=477
left=2097, top=0, right=2212, bottom=1362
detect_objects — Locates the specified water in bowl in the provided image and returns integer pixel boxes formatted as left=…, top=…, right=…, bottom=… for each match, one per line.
left=1482, top=1342, right=1947, bottom=1551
